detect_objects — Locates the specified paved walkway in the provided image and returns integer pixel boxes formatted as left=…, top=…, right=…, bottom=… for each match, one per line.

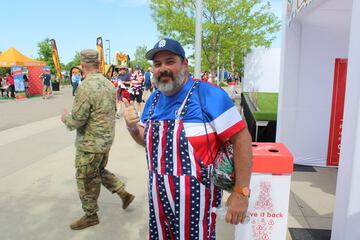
left=0, top=86, right=336, bottom=240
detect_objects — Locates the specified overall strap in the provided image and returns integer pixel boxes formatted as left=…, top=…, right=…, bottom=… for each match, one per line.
left=148, top=90, right=161, bottom=118
left=175, top=80, right=200, bottom=120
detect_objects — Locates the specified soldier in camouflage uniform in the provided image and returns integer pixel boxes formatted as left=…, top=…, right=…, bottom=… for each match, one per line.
left=61, top=49, right=135, bottom=230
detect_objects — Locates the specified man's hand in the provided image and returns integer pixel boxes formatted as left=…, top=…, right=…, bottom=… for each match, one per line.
left=61, top=108, right=70, bottom=123
left=123, top=98, right=139, bottom=131
left=225, top=192, right=249, bottom=225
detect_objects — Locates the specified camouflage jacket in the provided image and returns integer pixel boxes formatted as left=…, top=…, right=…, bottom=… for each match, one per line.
left=64, top=72, right=116, bottom=153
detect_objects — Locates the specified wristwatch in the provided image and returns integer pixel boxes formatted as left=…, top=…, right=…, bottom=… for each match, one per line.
left=233, top=186, right=251, bottom=198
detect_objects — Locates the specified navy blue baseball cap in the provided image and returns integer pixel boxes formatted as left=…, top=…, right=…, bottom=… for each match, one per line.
left=145, top=38, right=185, bottom=60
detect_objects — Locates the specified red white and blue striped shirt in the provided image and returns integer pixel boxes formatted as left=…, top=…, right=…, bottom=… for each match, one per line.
left=141, top=77, right=246, bottom=166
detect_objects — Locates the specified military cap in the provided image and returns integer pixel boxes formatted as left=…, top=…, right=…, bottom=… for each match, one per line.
left=80, top=49, right=99, bottom=63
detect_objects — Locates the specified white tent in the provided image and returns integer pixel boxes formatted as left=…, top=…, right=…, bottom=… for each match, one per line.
left=277, top=0, right=352, bottom=166
left=278, top=0, right=360, bottom=239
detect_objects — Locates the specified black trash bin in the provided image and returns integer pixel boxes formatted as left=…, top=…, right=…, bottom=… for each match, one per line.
left=52, top=81, right=60, bottom=91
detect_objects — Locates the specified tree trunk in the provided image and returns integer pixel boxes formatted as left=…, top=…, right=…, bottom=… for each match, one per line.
left=211, top=64, right=217, bottom=84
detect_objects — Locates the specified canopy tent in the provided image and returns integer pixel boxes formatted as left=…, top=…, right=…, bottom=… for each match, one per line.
left=277, top=0, right=352, bottom=166
left=279, top=0, right=360, bottom=238
left=0, top=48, right=46, bottom=96
left=0, top=48, right=45, bottom=67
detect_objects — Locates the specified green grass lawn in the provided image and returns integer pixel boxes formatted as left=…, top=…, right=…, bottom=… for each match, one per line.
left=244, top=92, right=278, bottom=121
left=0, top=97, right=15, bottom=100
left=0, top=94, right=42, bottom=100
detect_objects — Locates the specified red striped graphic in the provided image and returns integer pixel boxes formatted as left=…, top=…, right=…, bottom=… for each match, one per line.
left=148, top=124, right=154, bottom=171
left=176, top=121, right=183, bottom=176
left=160, top=121, right=168, bottom=174
left=218, top=119, right=246, bottom=141
left=202, top=188, right=210, bottom=240
left=209, top=188, right=218, bottom=237
left=168, top=176, right=175, bottom=203
left=184, top=176, right=191, bottom=239
left=155, top=175, right=167, bottom=239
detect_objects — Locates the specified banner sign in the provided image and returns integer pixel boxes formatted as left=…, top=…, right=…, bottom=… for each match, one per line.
left=235, top=174, right=291, bottom=240
left=96, top=37, right=105, bottom=75
left=11, top=66, right=25, bottom=91
left=327, top=59, right=348, bottom=166
left=115, top=51, right=130, bottom=66
left=50, top=39, right=62, bottom=80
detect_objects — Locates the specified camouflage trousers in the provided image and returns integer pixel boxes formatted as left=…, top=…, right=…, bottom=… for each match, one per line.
left=75, top=149, right=125, bottom=216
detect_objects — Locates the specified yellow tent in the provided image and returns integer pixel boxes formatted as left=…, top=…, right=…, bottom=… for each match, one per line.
left=0, top=47, right=46, bottom=67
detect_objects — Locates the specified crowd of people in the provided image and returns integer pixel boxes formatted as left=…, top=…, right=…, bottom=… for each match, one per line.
left=110, top=64, right=154, bottom=118
left=61, top=38, right=253, bottom=240
left=201, top=69, right=242, bottom=85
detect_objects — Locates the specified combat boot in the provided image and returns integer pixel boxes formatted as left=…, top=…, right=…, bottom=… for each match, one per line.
left=117, top=190, right=135, bottom=209
left=70, top=213, right=99, bottom=230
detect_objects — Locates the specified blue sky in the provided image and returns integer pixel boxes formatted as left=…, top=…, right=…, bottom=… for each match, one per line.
left=1, top=0, right=283, bottom=64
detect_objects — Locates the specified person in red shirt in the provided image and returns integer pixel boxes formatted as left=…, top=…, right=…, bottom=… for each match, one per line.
left=201, top=71, right=209, bottom=82
left=5, top=73, right=15, bottom=98
left=130, top=64, right=144, bottom=114
left=0, top=74, right=7, bottom=97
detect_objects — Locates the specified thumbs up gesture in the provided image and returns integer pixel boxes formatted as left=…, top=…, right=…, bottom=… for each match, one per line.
left=123, top=98, right=140, bottom=131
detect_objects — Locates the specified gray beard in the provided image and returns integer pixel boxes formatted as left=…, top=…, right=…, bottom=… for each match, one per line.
left=154, top=66, right=186, bottom=95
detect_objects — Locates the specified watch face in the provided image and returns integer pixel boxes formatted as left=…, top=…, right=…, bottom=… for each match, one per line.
left=242, top=188, right=250, bottom=196
left=233, top=186, right=250, bottom=197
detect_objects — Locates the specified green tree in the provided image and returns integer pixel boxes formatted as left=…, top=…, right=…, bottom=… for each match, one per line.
left=0, top=68, right=9, bottom=76
left=149, top=0, right=280, bottom=82
left=65, top=52, right=81, bottom=70
left=37, top=38, right=56, bottom=74
left=130, top=45, right=152, bottom=70
left=0, top=50, right=10, bottom=76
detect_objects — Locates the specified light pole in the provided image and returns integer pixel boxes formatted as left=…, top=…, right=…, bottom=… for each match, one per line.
left=194, top=0, right=203, bottom=79
left=106, top=40, right=111, bottom=65
left=105, top=48, right=109, bottom=65
left=217, top=52, right=220, bottom=85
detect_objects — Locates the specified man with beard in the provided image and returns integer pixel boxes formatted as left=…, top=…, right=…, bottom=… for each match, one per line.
left=123, top=38, right=252, bottom=239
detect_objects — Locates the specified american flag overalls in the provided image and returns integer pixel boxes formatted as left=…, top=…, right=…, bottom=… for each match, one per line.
left=144, top=81, right=222, bottom=240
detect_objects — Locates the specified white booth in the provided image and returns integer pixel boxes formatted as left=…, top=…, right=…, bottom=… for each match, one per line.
left=277, top=0, right=352, bottom=167
left=278, top=0, right=360, bottom=239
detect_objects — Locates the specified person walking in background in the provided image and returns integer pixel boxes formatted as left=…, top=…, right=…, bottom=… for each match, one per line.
left=235, top=72, right=241, bottom=85
left=39, top=72, right=52, bottom=99
left=61, top=49, right=135, bottom=230
left=142, top=67, right=153, bottom=102
left=123, top=38, right=253, bottom=239
left=130, top=64, right=144, bottom=114
left=0, top=74, right=7, bottom=97
left=23, top=74, right=29, bottom=97
left=201, top=70, right=209, bottom=82
left=115, top=65, right=131, bottom=118
left=5, top=73, right=15, bottom=98
left=71, top=72, right=81, bottom=96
